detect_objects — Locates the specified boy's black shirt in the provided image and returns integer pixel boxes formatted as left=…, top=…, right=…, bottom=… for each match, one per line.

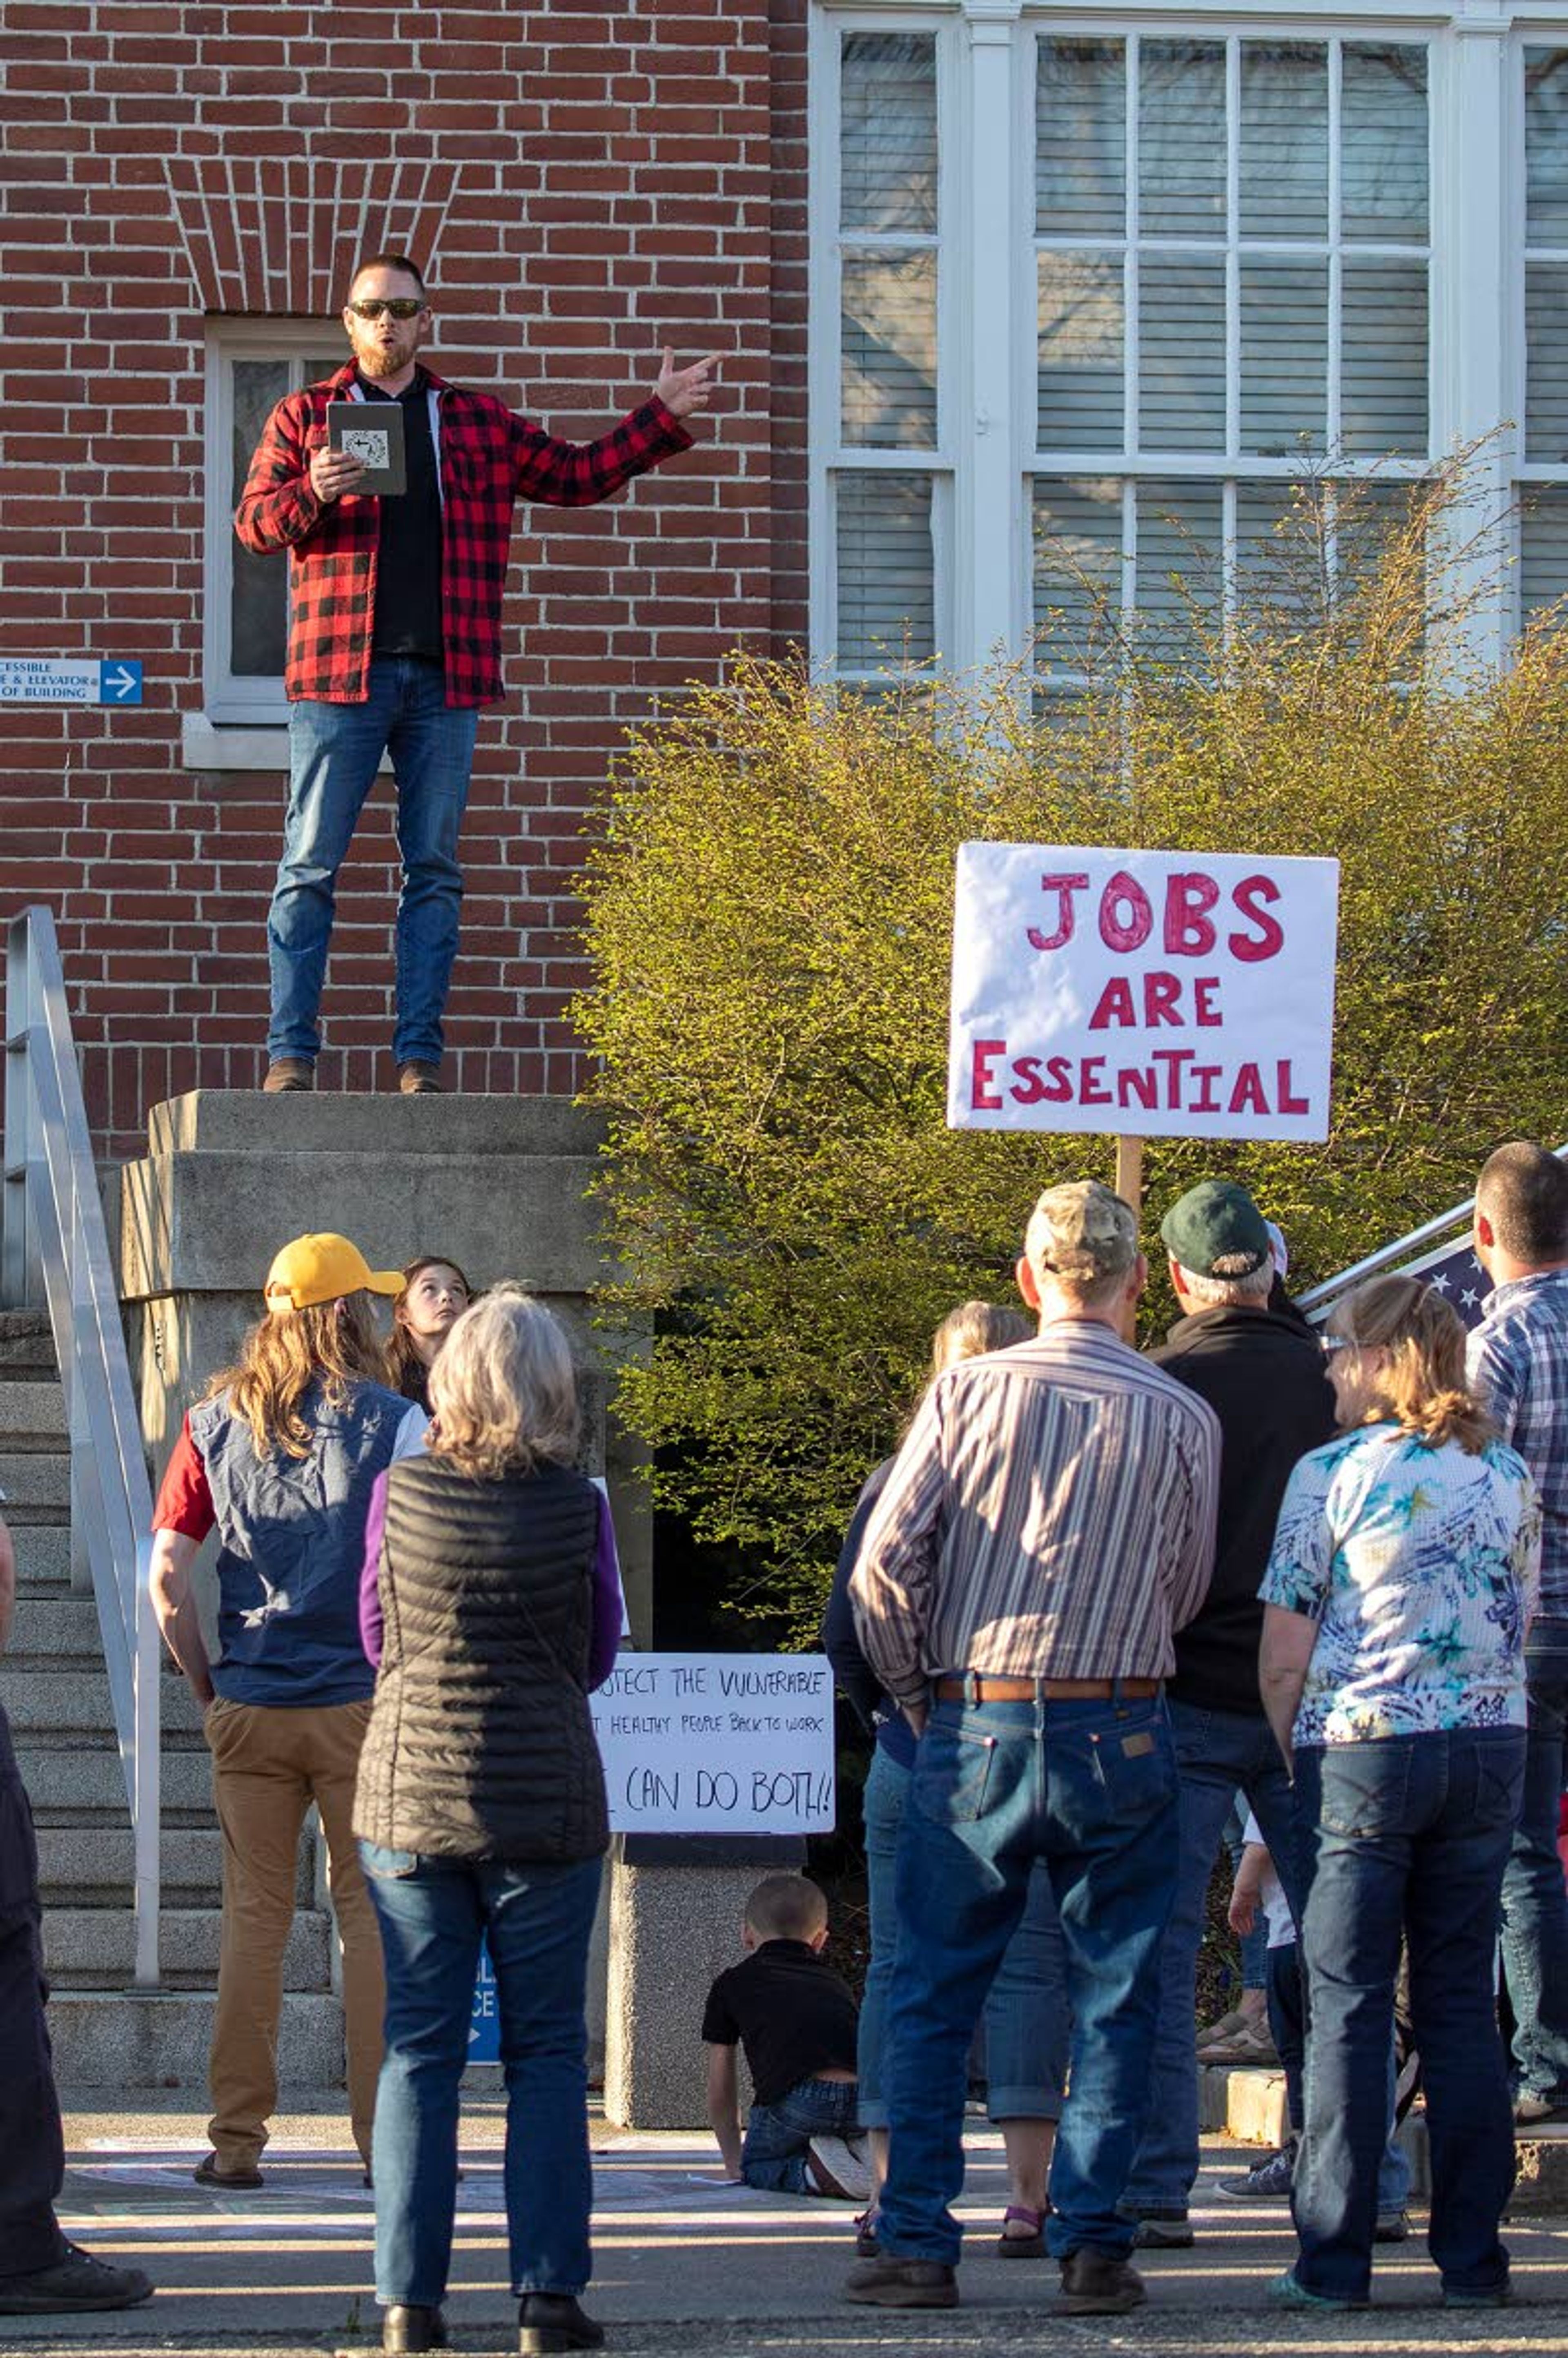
left=701, top=1938, right=859, bottom=2107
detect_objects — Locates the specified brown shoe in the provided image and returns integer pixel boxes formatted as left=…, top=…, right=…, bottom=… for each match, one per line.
left=192, top=2151, right=264, bottom=2190
left=843, top=2255, right=958, bottom=2309
left=397, top=1062, right=442, bottom=1095
left=262, top=1059, right=314, bottom=1093
left=1056, top=2249, right=1147, bottom=2315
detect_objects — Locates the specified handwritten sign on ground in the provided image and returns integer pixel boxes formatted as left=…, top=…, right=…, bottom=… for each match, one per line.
left=948, top=843, right=1339, bottom=1142
left=592, top=1653, right=835, bottom=1834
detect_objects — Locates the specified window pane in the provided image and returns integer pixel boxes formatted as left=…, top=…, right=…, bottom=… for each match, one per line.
left=1140, top=41, right=1225, bottom=235
left=841, top=251, right=938, bottom=448
left=1341, top=45, right=1428, bottom=242
left=1038, top=252, right=1124, bottom=452
left=1526, top=51, right=1568, bottom=245
left=1032, top=477, right=1123, bottom=646
left=1336, top=479, right=1417, bottom=587
left=1036, top=38, right=1125, bottom=235
left=840, top=32, right=937, bottom=235
left=1134, top=479, right=1223, bottom=635
left=231, top=359, right=290, bottom=678
left=1235, top=480, right=1327, bottom=619
left=1240, top=43, right=1328, bottom=238
left=1139, top=258, right=1225, bottom=451
left=1341, top=259, right=1427, bottom=454
left=1520, top=486, right=1568, bottom=621
left=1240, top=259, right=1328, bottom=453
left=1526, top=262, right=1568, bottom=462
left=835, top=471, right=935, bottom=666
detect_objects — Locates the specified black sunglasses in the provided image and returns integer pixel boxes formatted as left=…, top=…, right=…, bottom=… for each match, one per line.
left=347, top=298, right=425, bottom=321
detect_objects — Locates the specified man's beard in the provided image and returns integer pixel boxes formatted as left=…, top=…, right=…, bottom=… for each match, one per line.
left=356, top=341, right=412, bottom=379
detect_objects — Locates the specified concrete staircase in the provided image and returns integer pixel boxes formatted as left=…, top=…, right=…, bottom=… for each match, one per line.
left=0, top=1308, right=343, bottom=2089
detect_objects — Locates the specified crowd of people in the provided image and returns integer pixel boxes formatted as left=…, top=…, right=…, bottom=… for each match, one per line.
left=0, top=1138, right=1563, bottom=2347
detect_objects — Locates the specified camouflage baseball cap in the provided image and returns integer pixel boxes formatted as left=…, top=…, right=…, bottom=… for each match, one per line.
left=1025, top=1179, right=1138, bottom=1284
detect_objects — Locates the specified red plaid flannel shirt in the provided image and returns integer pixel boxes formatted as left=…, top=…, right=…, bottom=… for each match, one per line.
left=234, top=359, right=693, bottom=706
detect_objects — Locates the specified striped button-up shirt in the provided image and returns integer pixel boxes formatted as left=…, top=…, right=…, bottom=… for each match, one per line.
left=1467, top=1268, right=1568, bottom=1620
left=851, top=1321, right=1221, bottom=1704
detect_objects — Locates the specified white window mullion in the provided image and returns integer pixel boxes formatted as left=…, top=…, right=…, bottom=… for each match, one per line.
left=1125, top=29, right=1140, bottom=459
left=1327, top=39, right=1343, bottom=451
left=1225, top=36, right=1241, bottom=464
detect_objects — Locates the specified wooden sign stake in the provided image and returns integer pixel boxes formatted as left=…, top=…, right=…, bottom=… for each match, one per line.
left=1114, top=1134, right=1145, bottom=1221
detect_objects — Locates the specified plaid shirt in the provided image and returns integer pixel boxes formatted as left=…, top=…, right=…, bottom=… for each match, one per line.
left=234, top=359, right=693, bottom=706
left=1468, top=1268, right=1568, bottom=1619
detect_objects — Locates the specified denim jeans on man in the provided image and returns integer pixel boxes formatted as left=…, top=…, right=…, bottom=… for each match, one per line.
left=1501, top=1618, right=1568, bottom=2102
left=741, top=2077, right=860, bottom=2193
left=877, top=1690, right=1178, bottom=2269
left=359, top=1842, right=602, bottom=2307
left=1120, top=1699, right=1298, bottom=2220
left=268, top=658, right=479, bottom=1068
left=1291, top=1731, right=1523, bottom=2303
left=857, top=1742, right=1067, bottom=2129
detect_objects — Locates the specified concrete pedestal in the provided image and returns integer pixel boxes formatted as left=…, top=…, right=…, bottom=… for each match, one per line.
left=604, top=1836, right=806, bottom=2130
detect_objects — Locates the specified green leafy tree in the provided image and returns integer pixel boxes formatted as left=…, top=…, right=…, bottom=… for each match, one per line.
left=577, top=467, right=1568, bottom=1636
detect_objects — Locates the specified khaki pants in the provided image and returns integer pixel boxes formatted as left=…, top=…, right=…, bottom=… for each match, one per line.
left=205, top=1697, right=383, bottom=2171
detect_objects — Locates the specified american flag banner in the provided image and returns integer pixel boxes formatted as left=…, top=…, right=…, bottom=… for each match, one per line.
left=1392, top=1234, right=1494, bottom=1331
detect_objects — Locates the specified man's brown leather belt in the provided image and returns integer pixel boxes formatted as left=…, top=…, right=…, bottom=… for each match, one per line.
left=932, top=1675, right=1161, bottom=1703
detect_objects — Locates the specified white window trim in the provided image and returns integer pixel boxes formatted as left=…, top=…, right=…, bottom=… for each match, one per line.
left=811, top=3, right=1553, bottom=681
left=200, top=315, right=341, bottom=743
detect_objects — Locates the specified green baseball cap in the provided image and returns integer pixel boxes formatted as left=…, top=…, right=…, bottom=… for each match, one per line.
left=1160, top=1181, right=1272, bottom=1279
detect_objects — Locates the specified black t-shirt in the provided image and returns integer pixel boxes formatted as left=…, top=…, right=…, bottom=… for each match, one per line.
left=359, top=372, right=444, bottom=664
left=700, top=1939, right=859, bottom=2107
left=1152, top=1304, right=1337, bottom=1714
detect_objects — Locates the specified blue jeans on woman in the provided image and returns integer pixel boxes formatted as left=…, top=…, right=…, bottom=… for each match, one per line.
left=742, top=2076, right=861, bottom=2193
left=1291, top=1730, right=1525, bottom=2303
left=268, top=659, right=479, bottom=1068
left=858, top=1741, right=1068, bottom=2131
left=876, top=1690, right=1178, bottom=2269
left=359, top=1843, right=602, bottom=2307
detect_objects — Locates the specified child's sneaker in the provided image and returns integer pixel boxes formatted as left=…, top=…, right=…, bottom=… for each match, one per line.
left=808, top=2136, right=872, bottom=2202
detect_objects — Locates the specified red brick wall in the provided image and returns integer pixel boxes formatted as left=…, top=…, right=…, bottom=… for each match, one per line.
left=0, top=0, right=810, bottom=1154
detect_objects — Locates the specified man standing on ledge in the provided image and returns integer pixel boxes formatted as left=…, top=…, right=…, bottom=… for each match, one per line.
left=236, top=251, right=713, bottom=1096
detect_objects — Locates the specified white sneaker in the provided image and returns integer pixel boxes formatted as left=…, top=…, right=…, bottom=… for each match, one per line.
left=808, top=2135, right=873, bottom=2202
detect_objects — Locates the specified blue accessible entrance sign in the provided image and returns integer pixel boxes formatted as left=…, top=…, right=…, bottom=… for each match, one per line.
left=0, top=657, right=143, bottom=705
left=470, top=1941, right=499, bottom=2064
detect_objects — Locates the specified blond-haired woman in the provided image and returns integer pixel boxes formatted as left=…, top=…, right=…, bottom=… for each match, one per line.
left=1258, top=1275, right=1540, bottom=2313
left=353, top=1287, right=621, bottom=2358
left=148, top=1232, right=424, bottom=2193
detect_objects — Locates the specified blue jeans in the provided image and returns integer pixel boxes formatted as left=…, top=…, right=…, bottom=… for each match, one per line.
left=1121, top=1699, right=1298, bottom=2218
left=269, top=659, right=479, bottom=1066
left=359, top=1842, right=602, bottom=2306
left=858, top=1743, right=1067, bottom=2129
left=1264, top=1938, right=1412, bottom=2216
left=1291, top=1732, right=1524, bottom=2303
left=878, top=1690, right=1178, bottom=2268
left=741, top=2076, right=860, bottom=2193
left=1500, top=1619, right=1568, bottom=2101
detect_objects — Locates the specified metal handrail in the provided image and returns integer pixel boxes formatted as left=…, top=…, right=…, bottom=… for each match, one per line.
left=2, top=906, right=160, bottom=1986
left=1295, top=1142, right=1568, bottom=1319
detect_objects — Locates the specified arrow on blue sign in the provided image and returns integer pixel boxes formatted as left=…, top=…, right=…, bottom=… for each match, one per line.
left=98, top=660, right=142, bottom=704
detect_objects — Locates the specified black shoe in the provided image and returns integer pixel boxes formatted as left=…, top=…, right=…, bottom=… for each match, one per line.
left=193, top=2151, right=264, bottom=2189
left=383, top=2305, right=446, bottom=2353
left=518, top=2293, right=605, bottom=2354
left=0, top=2242, right=155, bottom=2316
left=842, top=2255, right=959, bottom=2309
left=1056, top=2249, right=1147, bottom=2316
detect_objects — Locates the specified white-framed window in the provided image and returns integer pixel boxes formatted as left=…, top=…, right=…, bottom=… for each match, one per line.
left=1517, top=42, right=1568, bottom=626
left=810, top=9, right=1459, bottom=684
left=202, top=319, right=342, bottom=728
left=812, top=22, right=955, bottom=688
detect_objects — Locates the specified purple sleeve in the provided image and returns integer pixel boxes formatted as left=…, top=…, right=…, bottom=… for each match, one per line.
left=588, top=1488, right=623, bottom=1692
left=359, top=1470, right=390, bottom=1668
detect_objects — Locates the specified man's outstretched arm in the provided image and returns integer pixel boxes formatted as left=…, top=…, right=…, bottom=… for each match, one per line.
left=510, top=348, right=717, bottom=506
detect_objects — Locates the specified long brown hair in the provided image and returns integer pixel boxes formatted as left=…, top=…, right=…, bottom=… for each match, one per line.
left=1335, top=1274, right=1492, bottom=1455
left=383, top=1256, right=475, bottom=1404
left=211, top=1291, right=387, bottom=1460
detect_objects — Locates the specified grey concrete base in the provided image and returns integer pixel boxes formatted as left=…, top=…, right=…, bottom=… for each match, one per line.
left=47, top=1989, right=344, bottom=2090
left=43, top=1904, right=330, bottom=1990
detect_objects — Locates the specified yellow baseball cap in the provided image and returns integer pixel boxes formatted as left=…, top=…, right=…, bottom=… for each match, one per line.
left=264, top=1233, right=403, bottom=1313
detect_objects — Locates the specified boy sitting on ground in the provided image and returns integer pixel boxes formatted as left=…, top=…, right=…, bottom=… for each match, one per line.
left=702, top=1872, right=869, bottom=2200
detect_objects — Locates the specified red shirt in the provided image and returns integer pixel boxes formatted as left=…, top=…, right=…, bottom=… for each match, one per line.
left=234, top=360, right=693, bottom=707
left=153, top=1413, right=217, bottom=1542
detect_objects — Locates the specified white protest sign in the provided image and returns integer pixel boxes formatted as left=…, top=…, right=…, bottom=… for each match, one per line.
left=592, top=1654, right=835, bottom=1834
left=948, top=843, right=1339, bottom=1142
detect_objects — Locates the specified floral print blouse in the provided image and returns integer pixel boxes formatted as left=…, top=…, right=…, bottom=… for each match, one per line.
left=1258, top=1423, right=1540, bottom=1747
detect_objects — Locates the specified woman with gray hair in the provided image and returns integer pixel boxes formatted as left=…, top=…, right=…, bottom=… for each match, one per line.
left=354, top=1287, right=622, bottom=2357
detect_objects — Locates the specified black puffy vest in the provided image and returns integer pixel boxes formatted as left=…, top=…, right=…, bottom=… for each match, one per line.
left=353, top=1453, right=609, bottom=1862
